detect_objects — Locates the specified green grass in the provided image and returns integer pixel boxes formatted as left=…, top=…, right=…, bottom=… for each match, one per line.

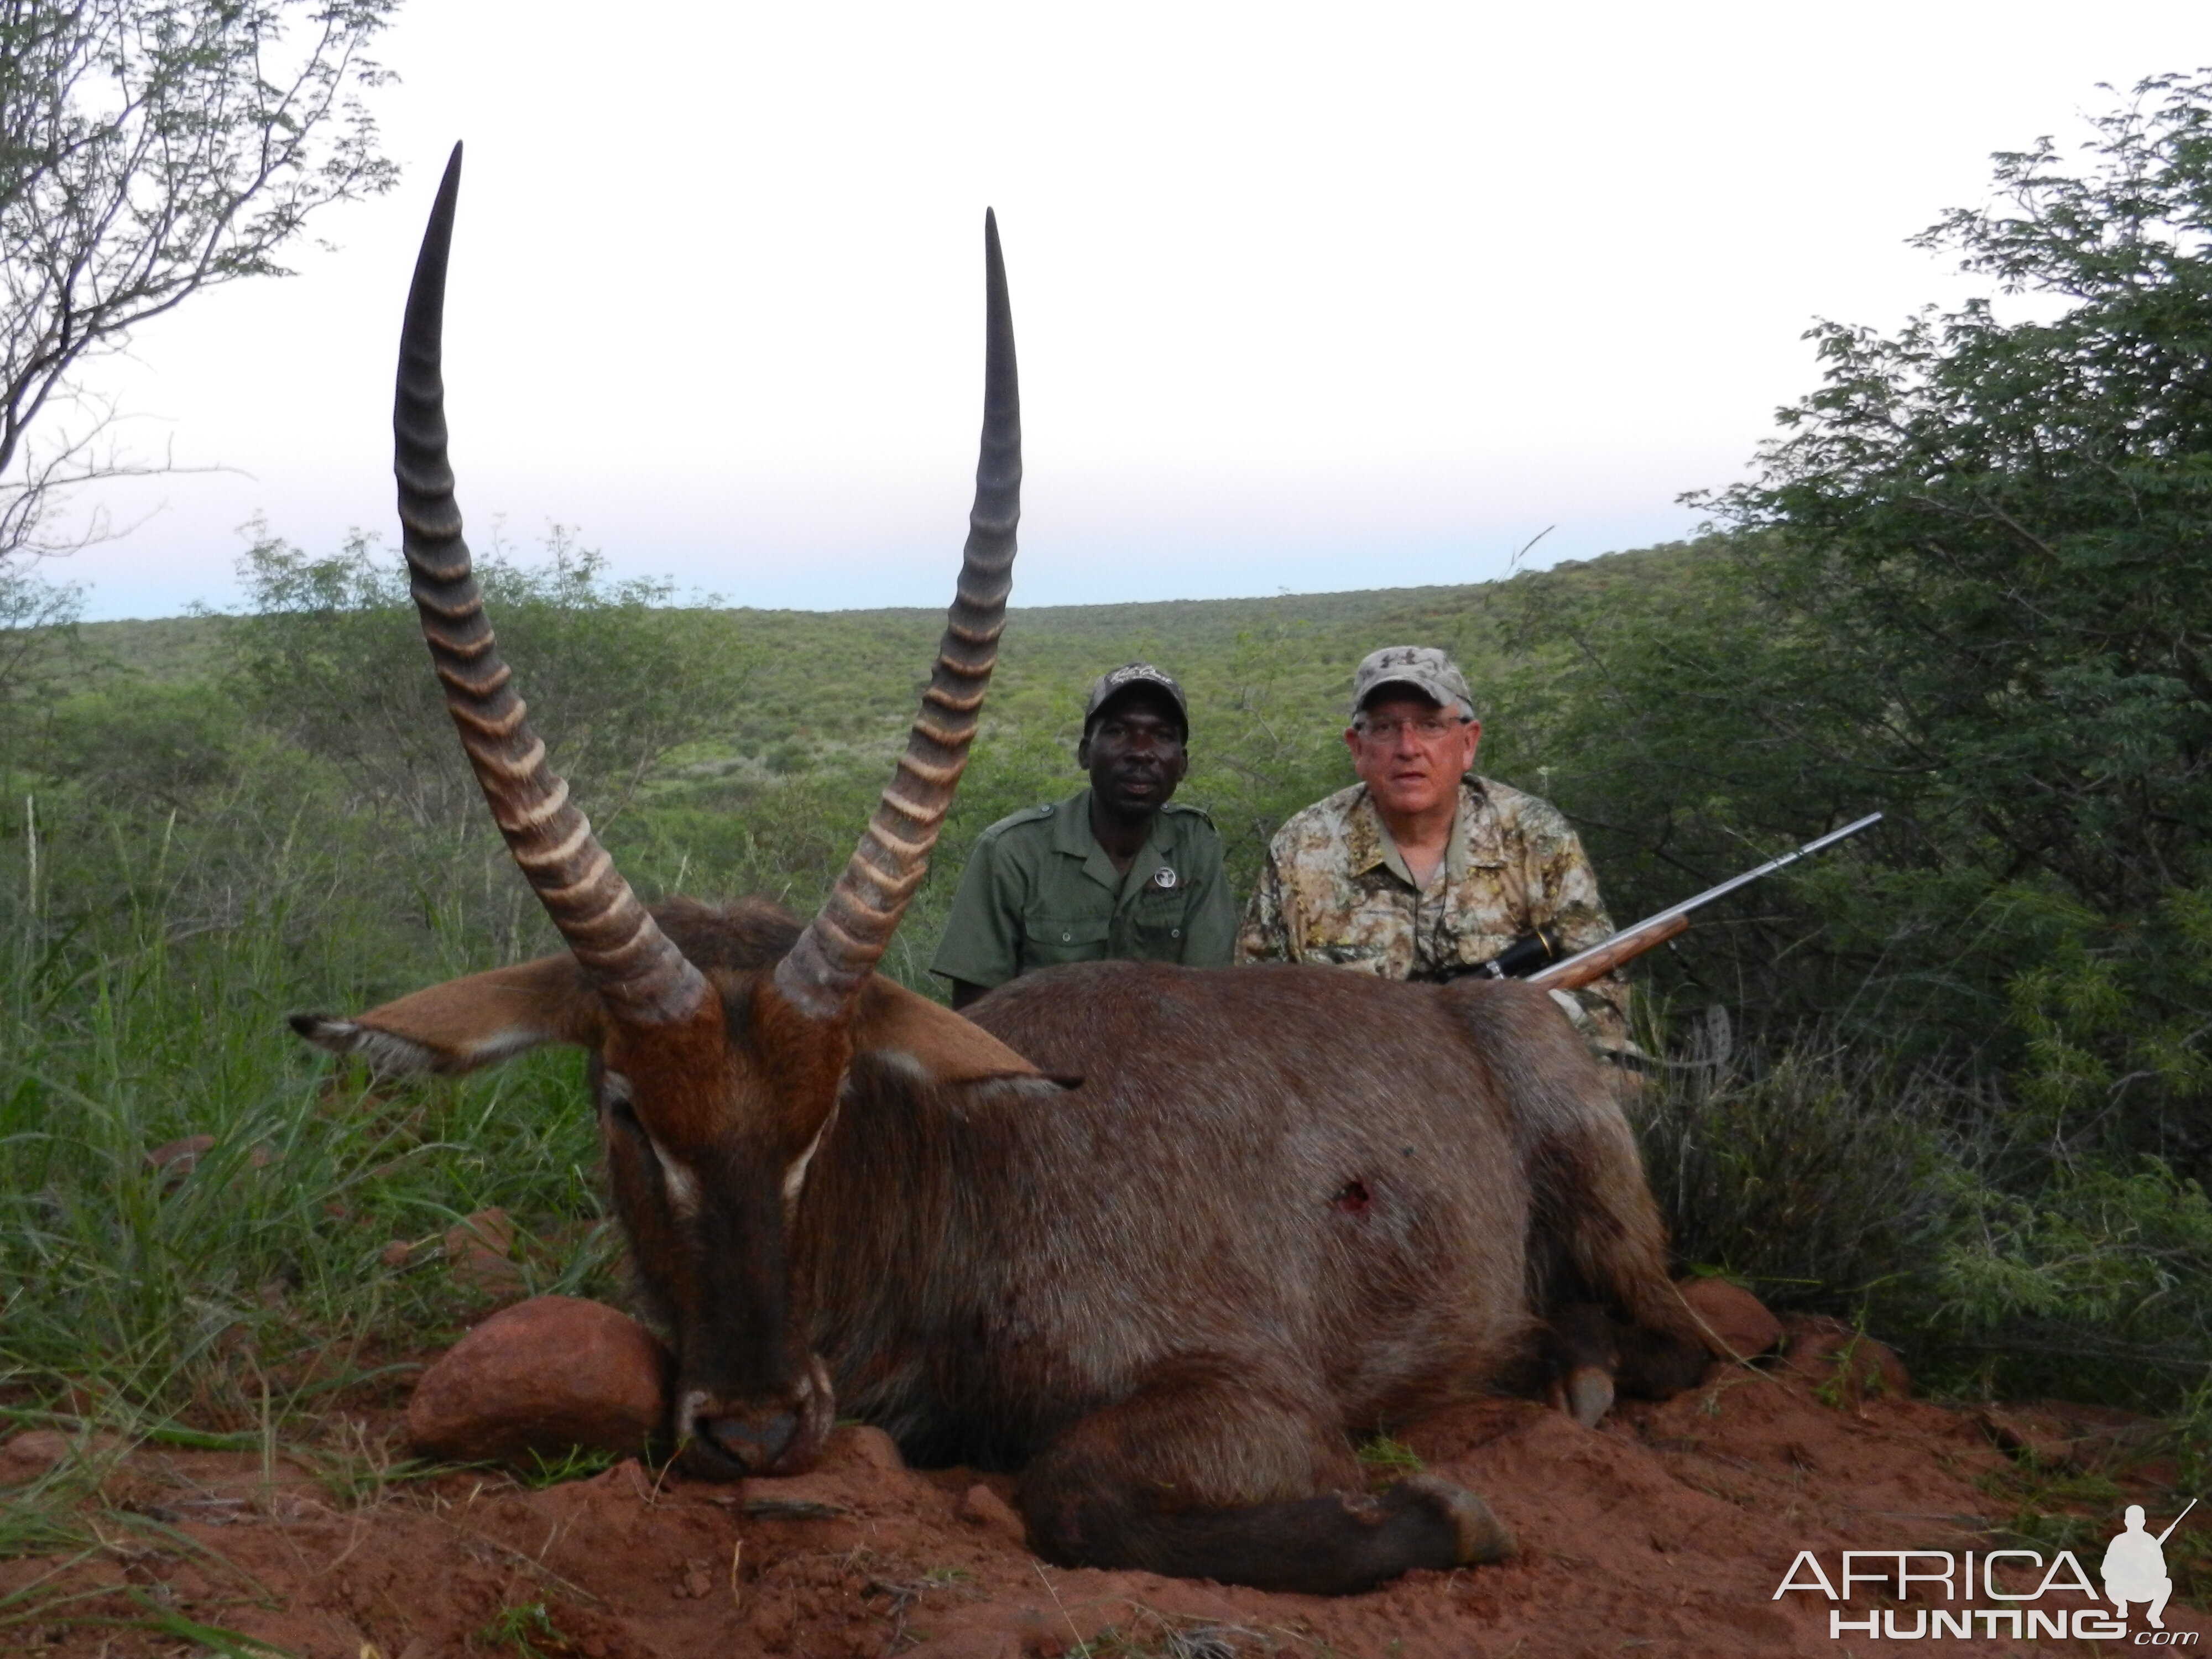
left=1355, top=1435, right=1426, bottom=1476
left=476, top=1599, right=573, bottom=1658
left=0, top=849, right=623, bottom=1431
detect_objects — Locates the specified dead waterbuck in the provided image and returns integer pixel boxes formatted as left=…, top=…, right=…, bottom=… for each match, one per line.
left=294, top=148, right=1706, bottom=1595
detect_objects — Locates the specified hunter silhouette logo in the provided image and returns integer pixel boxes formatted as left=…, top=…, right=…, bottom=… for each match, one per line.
left=1775, top=1499, right=2199, bottom=1642
left=2106, top=1500, right=2194, bottom=1631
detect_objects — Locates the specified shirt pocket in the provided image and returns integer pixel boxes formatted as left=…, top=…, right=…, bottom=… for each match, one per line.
left=1022, top=915, right=1112, bottom=967
left=1126, top=888, right=1192, bottom=960
left=1302, top=891, right=1403, bottom=969
left=1438, top=865, right=1522, bottom=966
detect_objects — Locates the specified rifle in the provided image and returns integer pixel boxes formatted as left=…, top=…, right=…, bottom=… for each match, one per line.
left=1444, top=812, right=1884, bottom=993
left=2156, top=1498, right=2197, bottom=1546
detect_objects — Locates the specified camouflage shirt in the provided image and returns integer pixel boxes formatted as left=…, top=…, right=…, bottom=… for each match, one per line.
left=1236, top=776, right=1633, bottom=1049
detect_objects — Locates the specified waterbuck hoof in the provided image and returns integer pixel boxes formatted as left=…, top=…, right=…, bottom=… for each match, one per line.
left=1393, top=1474, right=1516, bottom=1566
left=1564, top=1365, right=1616, bottom=1428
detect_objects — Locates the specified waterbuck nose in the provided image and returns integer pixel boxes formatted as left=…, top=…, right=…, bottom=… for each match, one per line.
left=705, top=1411, right=800, bottom=1471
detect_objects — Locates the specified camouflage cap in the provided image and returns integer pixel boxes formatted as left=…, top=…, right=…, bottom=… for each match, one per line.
left=1350, top=645, right=1475, bottom=721
left=1083, top=662, right=1190, bottom=735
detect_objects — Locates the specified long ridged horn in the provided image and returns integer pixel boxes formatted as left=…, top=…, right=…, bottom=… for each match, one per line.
left=774, top=210, right=1020, bottom=1019
left=394, top=144, right=708, bottom=1026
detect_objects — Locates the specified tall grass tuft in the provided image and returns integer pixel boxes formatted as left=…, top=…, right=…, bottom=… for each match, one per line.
left=0, top=786, right=620, bottom=1432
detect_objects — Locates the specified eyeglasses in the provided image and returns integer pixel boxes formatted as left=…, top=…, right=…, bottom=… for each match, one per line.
left=1355, top=714, right=1469, bottom=744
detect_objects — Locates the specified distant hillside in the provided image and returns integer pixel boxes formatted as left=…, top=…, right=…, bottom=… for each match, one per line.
left=62, top=545, right=1704, bottom=771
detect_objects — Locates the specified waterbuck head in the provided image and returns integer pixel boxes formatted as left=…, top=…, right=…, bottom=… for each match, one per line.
left=291, top=145, right=1026, bottom=1478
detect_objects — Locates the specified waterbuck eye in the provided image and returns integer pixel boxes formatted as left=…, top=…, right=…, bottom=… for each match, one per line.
left=598, top=1073, right=644, bottom=1136
left=595, top=1072, right=699, bottom=1218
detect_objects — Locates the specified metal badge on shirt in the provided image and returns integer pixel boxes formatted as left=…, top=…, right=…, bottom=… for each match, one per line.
left=1150, top=865, right=1178, bottom=890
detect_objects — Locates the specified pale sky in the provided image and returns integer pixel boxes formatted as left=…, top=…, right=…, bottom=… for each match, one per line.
left=41, top=2, right=2212, bottom=620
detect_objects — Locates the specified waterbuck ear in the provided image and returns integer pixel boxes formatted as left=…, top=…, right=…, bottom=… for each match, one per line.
left=852, top=975, right=1044, bottom=1086
left=290, top=955, right=608, bottom=1077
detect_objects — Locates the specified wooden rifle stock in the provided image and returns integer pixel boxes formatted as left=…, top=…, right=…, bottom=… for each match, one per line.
left=1497, top=811, right=1883, bottom=994
left=1525, top=912, right=1689, bottom=992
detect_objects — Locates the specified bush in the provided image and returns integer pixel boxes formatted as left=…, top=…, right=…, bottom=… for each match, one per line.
left=1636, top=1026, right=1961, bottom=1313
left=234, top=523, right=755, bottom=829
left=1637, top=1019, right=2212, bottom=1413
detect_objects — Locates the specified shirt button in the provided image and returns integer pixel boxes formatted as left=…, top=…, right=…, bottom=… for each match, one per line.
left=1171, top=928, right=1182, bottom=938
left=1061, top=931, right=1072, bottom=942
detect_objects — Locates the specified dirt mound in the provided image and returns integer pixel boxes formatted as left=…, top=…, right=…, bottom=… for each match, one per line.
left=2, top=1361, right=2201, bottom=1657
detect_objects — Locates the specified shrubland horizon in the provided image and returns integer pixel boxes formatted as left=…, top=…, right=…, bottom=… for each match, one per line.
left=69, top=557, right=1623, bottom=627
left=59, top=493, right=1693, bottom=622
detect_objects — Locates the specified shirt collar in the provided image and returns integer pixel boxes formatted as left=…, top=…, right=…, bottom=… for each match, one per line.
left=1345, top=789, right=1394, bottom=877
left=1057, top=788, right=1180, bottom=900
left=1349, top=779, right=1482, bottom=887
left=1049, top=790, right=1096, bottom=858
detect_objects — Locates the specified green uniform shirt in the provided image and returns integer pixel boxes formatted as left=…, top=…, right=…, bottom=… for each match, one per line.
left=930, top=790, right=1238, bottom=990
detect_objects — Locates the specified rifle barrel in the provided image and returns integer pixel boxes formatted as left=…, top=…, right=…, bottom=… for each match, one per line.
left=1529, top=812, right=1883, bottom=990
left=2156, top=1497, right=2197, bottom=1545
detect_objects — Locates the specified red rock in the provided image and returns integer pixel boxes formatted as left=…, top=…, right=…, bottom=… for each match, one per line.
left=1676, top=1276, right=1783, bottom=1361
left=405, top=1295, right=671, bottom=1466
left=1977, top=1405, right=2078, bottom=1467
left=1781, top=1313, right=1911, bottom=1401
left=0, top=1429, right=72, bottom=1484
left=738, top=1470, right=852, bottom=1519
left=444, top=1207, right=524, bottom=1297
left=0, top=1427, right=121, bottom=1484
left=147, top=1135, right=216, bottom=1176
left=959, top=1481, right=1027, bottom=1544
left=828, top=1424, right=904, bottom=1472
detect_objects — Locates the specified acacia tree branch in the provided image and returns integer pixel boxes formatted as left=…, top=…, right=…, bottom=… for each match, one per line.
left=0, top=0, right=399, bottom=570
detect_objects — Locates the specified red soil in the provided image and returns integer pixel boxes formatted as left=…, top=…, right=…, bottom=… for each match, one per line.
left=3, top=1364, right=2201, bottom=1658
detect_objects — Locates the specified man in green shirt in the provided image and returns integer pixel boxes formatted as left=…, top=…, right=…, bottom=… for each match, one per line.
left=931, top=663, right=1238, bottom=1009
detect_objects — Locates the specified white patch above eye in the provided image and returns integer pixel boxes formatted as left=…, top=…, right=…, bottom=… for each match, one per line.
left=782, top=1105, right=839, bottom=1212
left=600, top=1074, right=701, bottom=1219
left=647, top=1133, right=702, bottom=1219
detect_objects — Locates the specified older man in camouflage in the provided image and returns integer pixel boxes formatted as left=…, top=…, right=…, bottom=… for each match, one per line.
left=1237, top=645, right=1635, bottom=1058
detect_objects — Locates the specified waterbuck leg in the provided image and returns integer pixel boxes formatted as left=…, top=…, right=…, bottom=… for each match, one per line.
left=1543, top=1302, right=1619, bottom=1427
left=1442, top=985, right=1708, bottom=1399
left=1016, top=1358, right=1514, bottom=1595
left=1537, top=1300, right=1709, bottom=1425
left=1613, top=1313, right=1712, bottom=1399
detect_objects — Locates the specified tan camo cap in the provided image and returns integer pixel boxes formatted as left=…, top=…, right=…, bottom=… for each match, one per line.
left=1350, top=646, right=1475, bottom=721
